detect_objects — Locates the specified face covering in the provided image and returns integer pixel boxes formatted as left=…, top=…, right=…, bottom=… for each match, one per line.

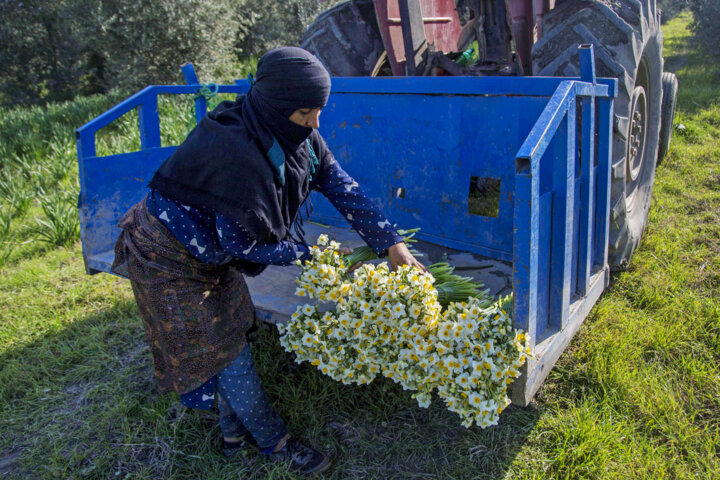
left=148, top=47, right=332, bottom=248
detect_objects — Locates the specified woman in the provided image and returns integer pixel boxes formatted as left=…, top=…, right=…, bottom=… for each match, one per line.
left=112, top=47, right=424, bottom=476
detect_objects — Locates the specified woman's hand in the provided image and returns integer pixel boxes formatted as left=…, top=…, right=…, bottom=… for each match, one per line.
left=388, top=242, right=426, bottom=272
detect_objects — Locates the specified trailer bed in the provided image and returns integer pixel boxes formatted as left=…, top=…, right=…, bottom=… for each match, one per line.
left=247, top=222, right=513, bottom=325
left=76, top=47, right=616, bottom=405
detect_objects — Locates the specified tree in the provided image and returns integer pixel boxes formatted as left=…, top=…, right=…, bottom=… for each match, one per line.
left=689, top=0, right=720, bottom=59
left=0, top=0, right=240, bottom=105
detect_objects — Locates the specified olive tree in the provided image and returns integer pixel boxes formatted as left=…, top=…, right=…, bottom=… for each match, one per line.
left=234, top=0, right=345, bottom=58
left=0, top=0, right=240, bottom=105
left=689, top=0, right=720, bottom=58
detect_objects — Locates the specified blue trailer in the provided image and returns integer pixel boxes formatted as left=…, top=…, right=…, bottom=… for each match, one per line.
left=76, top=45, right=616, bottom=405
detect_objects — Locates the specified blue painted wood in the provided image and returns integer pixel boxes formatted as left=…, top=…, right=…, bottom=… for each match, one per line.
left=75, top=85, right=248, bottom=137
left=515, top=263, right=609, bottom=404
left=570, top=179, right=581, bottom=300
left=76, top=129, right=96, bottom=160
left=182, top=65, right=209, bottom=124
left=138, top=92, right=161, bottom=150
left=595, top=97, right=614, bottom=267
left=548, top=99, right=576, bottom=330
left=535, top=191, right=552, bottom=338
left=310, top=210, right=514, bottom=262
left=590, top=164, right=599, bottom=271
left=313, top=93, right=546, bottom=259
left=577, top=97, right=596, bottom=295
left=598, top=78, right=618, bottom=99
left=574, top=82, right=607, bottom=97
left=147, top=84, right=247, bottom=95
left=77, top=86, right=154, bottom=136
left=76, top=128, right=96, bottom=273
left=578, top=45, right=597, bottom=84
left=194, top=97, right=207, bottom=125
left=181, top=63, right=200, bottom=85
left=330, top=76, right=609, bottom=97
left=79, top=147, right=176, bottom=263
left=516, top=81, right=576, bottom=167
left=576, top=45, right=599, bottom=293
left=511, top=162, right=538, bottom=338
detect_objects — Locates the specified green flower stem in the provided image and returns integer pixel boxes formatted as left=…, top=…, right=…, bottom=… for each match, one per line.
left=343, top=245, right=377, bottom=266
left=342, top=228, right=422, bottom=267
left=341, top=231, right=492, bottom=307
left=429, top=262, right=492, bottom=306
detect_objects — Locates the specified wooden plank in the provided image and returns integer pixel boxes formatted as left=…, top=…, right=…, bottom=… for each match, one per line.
left=138, top=93, right=161, bottom=150
left=76, top=86, right=155, bottom=135
left=76, top=129, right=96, bottom=161
left=75, top=85, right=247, bottom=138
left=578, top=44, right=597, bottom=84
left=535, top=192, right=552, bottom=338
left=577, top=96, right=596, bottom=295
left=516, top=80, right=575, bottom=166
left=181, top=63, right=200, bottom=85
left=314, top=93, right=547, bottom=261
left=512, top=160, right=539, bottom=339
left=511, top=266, right=608, bottom=405
left=548, top=101, right=576, bottom=330
left=330, top=76, right=610, bottom=97
left=594, top=98, right=613, bottom=268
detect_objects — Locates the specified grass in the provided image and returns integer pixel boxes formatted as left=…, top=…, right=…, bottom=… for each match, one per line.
left=1, top=13, right=719, bottom=479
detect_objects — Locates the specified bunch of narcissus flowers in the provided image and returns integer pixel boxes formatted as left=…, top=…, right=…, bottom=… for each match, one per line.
left=278, top=234, right=532, bottom=428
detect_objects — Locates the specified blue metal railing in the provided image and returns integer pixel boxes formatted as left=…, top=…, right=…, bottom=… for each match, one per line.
left=512, top=45, right=616, bottom=341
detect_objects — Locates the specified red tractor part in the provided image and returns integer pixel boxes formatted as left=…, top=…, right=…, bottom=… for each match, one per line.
left=374, top=0, right=462, bottom=75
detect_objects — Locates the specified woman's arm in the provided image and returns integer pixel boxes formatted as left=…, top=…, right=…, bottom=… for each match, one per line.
left=312, top=157, right=425, bottom=271
left=215, top=213, right=310, bottom=266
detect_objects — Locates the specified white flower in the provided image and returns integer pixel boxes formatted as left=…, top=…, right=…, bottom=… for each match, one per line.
left=456, top=372, right=471, bottom=389
left=280, top=234, right=531, bottom=429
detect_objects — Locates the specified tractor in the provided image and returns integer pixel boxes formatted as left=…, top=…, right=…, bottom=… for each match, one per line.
left=301, top=0, right=679, bottom=268
left=76, top=0, right=679, bottom=405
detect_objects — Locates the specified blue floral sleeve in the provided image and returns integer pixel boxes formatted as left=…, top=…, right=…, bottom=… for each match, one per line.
left=214, top=213, right=310, bottom=265
left=312, top=158, right=403, bottom=256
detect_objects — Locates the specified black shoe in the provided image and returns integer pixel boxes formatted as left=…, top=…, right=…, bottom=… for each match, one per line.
left=221, top=433, right=258, bottom=458
left=269, top=437, right=331, bottom=476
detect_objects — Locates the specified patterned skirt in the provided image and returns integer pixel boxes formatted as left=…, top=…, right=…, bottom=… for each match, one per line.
left=112, top=198, right=255, bottom=395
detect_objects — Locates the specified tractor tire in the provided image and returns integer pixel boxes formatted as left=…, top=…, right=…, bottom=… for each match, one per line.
left=301, top=0, right=385, bottom=76
left=531, top=0, right=664, bottom=268
left=658, top=71, right=678, bottom=164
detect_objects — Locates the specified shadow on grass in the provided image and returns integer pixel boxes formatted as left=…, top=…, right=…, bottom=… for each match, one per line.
left=0, top=299, right=166, bottom=479
left=1, top=299, right=541, bottom=480
left=242, top=324, right=542, bottom=480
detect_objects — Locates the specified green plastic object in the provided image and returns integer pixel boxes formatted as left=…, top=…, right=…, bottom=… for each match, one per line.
left=457, top=48, right=474, bottom=67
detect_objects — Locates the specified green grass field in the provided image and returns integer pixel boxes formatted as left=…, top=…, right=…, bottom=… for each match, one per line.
left=1, top=13, right=718, bottom=479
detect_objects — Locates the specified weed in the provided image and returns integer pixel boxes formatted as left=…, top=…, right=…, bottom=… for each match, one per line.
left=0, top=208, right=11, bottom=240
left=7, top=153, right=34, bottom=176
left=0, top=180, right=33, bottom=217
left=33, top=196, right=79, bottom=246
left=29, top=164, right=58, bottom=195
left=0, top=171, right=14, bottom=201
left=47, top=138, right=76, bottom=182
left=0, top=237, right=15, bottom=266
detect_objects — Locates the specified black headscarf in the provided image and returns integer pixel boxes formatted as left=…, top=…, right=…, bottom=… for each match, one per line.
left=148, top=47, right=331, bottom=245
